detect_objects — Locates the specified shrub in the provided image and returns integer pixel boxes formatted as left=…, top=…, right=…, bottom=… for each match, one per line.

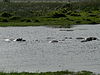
left=66, top=17, right=70, bottom=20
left=66, top=17, right=74, bottom=21
left=61, top=8, right=68, bottom=13
left=26, top=19, right=32, bottom=22
left=0, top=17, right=4, bottom=21
left=20, top=19, right=26, bottom=22
left=66, top=11, right=72, bottom=15
left=51, top=12, right=66, bottom=18
left=10, top=16, right=21, bottom=20
left=76, top=21, right=81, bottom=24
left=1, top=12, right=12, bottom=17
left=89, top=14, right=97, bottom=17
left=70, top=13, right=81, bottom=16
left=1, top=19, right=8, bottom=22
left=34, top=19, right=40, bottom=22
left=90, top=21, right=98, bottom=24
left=88, top=11, right=92, bottom=13
left=86, top=19, right=91, bottom=21
left=20, top=19, right=32, bottom=22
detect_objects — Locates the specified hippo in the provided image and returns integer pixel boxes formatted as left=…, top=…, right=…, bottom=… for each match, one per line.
left=4, top=38, right=26, bottom=42
left=81, top=37, right=99, bottom=42
left=49, top=40, right=58, bottom=43
left=65, top=37, right=72, bottom=39
left=16, top=38, right=26, bottom=41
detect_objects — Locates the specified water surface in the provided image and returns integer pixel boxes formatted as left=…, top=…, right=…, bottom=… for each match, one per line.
left=0, top=24, right=100, bottom=73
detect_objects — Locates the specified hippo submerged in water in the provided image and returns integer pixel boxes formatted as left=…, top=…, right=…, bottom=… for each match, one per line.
left=4, top=38, right=26, bottom=42
left=16, top=38, right=26, bottom=41
left=49, top=40, right=59, bottom=43
left=81, top=37, right=99, bottom=42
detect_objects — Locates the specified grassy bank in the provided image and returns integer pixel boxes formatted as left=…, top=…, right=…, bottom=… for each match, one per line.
left=0, top=70, right=100, bottom=75
left=0, top=1, right=100, bottom=27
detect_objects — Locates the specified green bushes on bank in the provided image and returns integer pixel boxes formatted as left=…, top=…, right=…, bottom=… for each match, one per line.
left=0, top=70, right=98, bottom=75
left=20, top=18, right=32, bottom=22
left=0, top=12, right=12, bottom=17
left=50, top=11, right=66, bottom=18
left=0, top=1, right=99, bottom=27
left=10, top=16, right=21, bottom=20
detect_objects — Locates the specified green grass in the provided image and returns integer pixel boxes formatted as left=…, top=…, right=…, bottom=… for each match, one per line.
left=0, top=1, right=100, bottom=27
left=0, top=70, right=99, bottom=75
left=0, top=10, right=100, bottom=28
left=0, top=20, right=72, bottom=28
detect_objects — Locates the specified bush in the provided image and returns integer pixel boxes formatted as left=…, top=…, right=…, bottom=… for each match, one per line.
left=20, top=19, right=32, bottom=22
left=66, top=11, right=72, bottom=15
left=26, top=19, right=32, bottom=22
left=1, top=12, right=12, bottom=17
left=10, top=16, right=21, bottom=20
left=34, top=19, right=40, bottom=22
left=76, top=21, right=81, bottom=24
left=61, top=8, right=68, bottom=13
left=1, top=19, right=8, bottom=22
left=70, top=13, right=81, bottom=16
left=77, top=70, right=94, bottom=75
left=90, top=21, right=98, bottom=24
left=86, top=19, right=91, bottom=21
left=89, top=14, right=97, bottom=17
left=51, top=12, right=66, bottom=18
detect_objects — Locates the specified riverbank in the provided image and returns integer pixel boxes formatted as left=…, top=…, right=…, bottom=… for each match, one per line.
left=0, top=70, right=99, bottom=75
left=0, top=10, right=99, bottom=28
left=0, top=1, right=100, bottom=27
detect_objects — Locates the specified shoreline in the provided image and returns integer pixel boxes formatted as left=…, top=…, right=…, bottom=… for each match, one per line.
left=0, top=70, right=99, bottom=75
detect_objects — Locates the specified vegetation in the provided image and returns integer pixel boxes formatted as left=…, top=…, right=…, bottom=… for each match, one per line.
left=3, top=0, right=10, bottom=2
left=0, top=1, right=100, bottom=74
left=0, top=70, right=99, bottom=75
left=0, top=0, right=100, bottom=27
